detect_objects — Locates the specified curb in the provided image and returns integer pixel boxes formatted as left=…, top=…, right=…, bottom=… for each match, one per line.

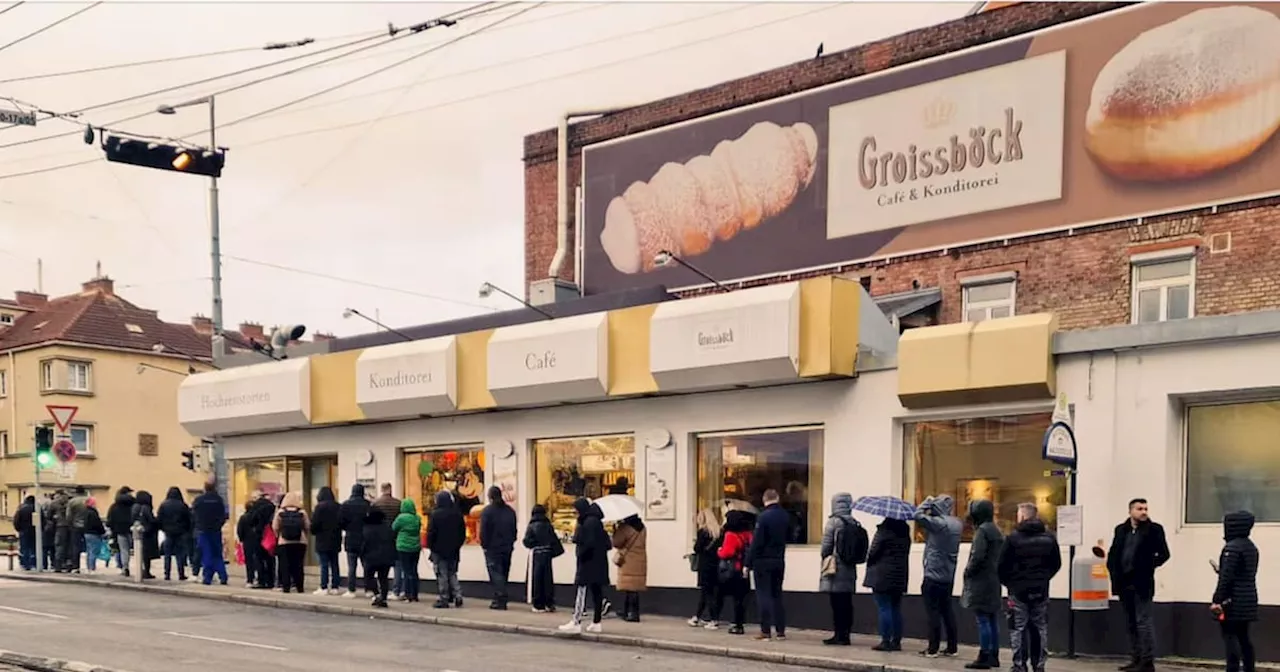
left=0, top=649, right=134, bottom=672
left=1, top=573, right=889, bottom=671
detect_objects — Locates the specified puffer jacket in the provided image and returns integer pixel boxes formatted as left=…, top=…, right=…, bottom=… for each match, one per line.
left=67, top=493, right=89, bottom=529
left=819, top=492, right=860, bottom=593
left=338, top=484, right=371, bottom=553
left=864, top=518, right=911, bottom=594
left=914, top=494, right=962, bottom=585
left=612, top=516, right=648, bottom=592
left=391, top=499, right=422, bottom=553
left=130, top=491, right=160, bottom=561
left=310, top=487, right=342, bottom=554
left=1212, top=511, right=1259, bottom=623
left=156, top=487, right=193, bottom=539
left=572, top=499, right=610, bottom=586
left=997, top=517, right=1062, bottom=601
left=106, top=488, right=136, bottom=537
left=961, top=499, right=1004, bottom=614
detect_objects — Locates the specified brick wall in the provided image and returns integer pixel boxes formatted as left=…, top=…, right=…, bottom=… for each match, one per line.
left=522, top=1, right=1280, bottom=331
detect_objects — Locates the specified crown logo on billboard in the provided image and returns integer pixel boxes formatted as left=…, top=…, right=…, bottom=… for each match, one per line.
left=923, top=98, right=956, bottom=129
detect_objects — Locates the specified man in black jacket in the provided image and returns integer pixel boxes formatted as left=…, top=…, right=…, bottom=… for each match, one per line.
left=748, top=488, right=790, bottom=641
left=14, top=496, right=36, bottom=570
left=191, top=478, right=228, bottom=586
left=427, top=490, right=467, bottom=609
left=1107, top=498, right=1170, bottom=672
left=105, top=487, right=135, bottom=576
left=157, top=486, right=193, bottom=581
left=338, top=484, right=371, bottom=597
left=479, top=485, right=517, bottom=610
left=998, top=503, right=1062, bottom=672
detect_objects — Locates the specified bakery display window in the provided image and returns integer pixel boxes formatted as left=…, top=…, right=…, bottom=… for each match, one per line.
left=903, top=413, right=1065, bottom=542
left=403, top=445, right=486, bottom=546
left=695, top=426, right=824, bottom=545
left=533, top=433, right=635, bottom=540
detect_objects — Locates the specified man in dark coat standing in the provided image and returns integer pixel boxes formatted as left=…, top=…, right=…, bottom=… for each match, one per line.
left=106, top=487, right=135, bottom=576
left=1212, top=511, right=1259, bottom=672
left=338, top=484, right=371, bottom=596
left=962, top=499, right=1005, bottom=670
left=371, top=483, right=403, bottom=597
left=998, top=503, right=1061, bottom=672
left=426, top=490, right=467, bottom=609
left=311, top=486, right=343, bottom=595
left=748, top=488, right=790, bottom=641
left=191, top=477, right=228, bottom=586
left=479, top=485, right=517, bottom=610
left=1107, top=498, right=1170, bottom=672
left=14, top=496, right=36, bottom=570
left=559, top=498, right=610, bottom=633
left=157, top=486, right=193, bottom=581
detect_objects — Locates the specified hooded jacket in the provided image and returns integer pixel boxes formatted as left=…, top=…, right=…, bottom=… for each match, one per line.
left=106, top=488, right=136, bottom=537
left=157, top=487, right=193, bottom=538
left=612, top=515, right=648, bottom=592
left=961, top=499, right=1005, bottom=613
left=479, top=486, right=517, bottom=553
left=523, top=505, right=563, bottom=556
left=310, top=486, right=342, bottom=554
left=391, top=499, right=423, bottom=553
left=997, top=517, right=1062, bottom=601
left=67, top=492, right=89, bottom=529
left=84, top=501, right=105, bottom=536
left=572, top=498, right=611, bottom=586
left=51, top=491, right=70, bottom=527
left=131, top=490, right=160, bottom=561
left=426, top=490, right=466, bottom=563
left=14, top=497, right=36, bottom=535
left=339, top=484, right=371, bottom=553
left=1212, top=511, right=1259, bottom=622
left=360, top=508, right=396, bottom=569
left=820, top=493, right=860, bottom=593
left=191, top=488, right=228, bottom=534
left=914, top=494, right=963, bottom=584
left=272, top=492, right=310, bottom=546
left=864, top=518, right=911, bottom=594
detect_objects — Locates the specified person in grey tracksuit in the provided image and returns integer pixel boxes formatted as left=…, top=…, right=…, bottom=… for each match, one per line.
left=914, top=493, right=962, bottom=657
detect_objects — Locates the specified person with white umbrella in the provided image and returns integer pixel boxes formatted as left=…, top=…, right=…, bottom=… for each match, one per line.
left=612, top=514, right=648, bottom=622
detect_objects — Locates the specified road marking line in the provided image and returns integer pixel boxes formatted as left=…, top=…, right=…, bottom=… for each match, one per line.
left=162, top=632, right=288, bottom=651
left=0, top=605, right=68, bottom=619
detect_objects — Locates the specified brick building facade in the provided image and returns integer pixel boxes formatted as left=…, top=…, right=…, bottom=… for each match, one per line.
left=523, top=1, right=1280, bottom=331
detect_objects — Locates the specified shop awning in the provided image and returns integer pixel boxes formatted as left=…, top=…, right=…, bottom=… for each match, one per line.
left=649, top=282, right=801, bottom=392
left=487, top=311, right=610, bottom=406
left=356, top=335, right=458, bottom=419
left=179, top=358, right=312, bottom=436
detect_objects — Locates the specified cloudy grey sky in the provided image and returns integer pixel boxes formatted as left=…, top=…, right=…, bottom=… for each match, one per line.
left=0, top=0, right=965, bottom=337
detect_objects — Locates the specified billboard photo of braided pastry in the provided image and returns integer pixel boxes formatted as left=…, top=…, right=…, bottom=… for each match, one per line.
left=599, top=120, right=819, bottom=274
left=1084, top=5, right=1280, bottom=181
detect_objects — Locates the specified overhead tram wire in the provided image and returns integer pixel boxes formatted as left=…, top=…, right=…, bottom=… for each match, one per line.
left=0, top=2, right=24, bottom=18
left=0, top=2, right=506, bottom=139
left=0, top=1, right=100, bottom=54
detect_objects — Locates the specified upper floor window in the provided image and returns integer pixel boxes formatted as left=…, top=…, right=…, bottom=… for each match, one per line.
left=40, top=359, right=94, bottom=394
left=0, top=369, right=7, bottom=398
left=0, top=313, right=13, bottom=325
left=961, top=273, right=1016, bottom=323
left=67, top=361, right=91, bottom=392
left=0, top=430, right=9, bottom=456
left=1131, top=248, right=1194, bottom=324
left=41, top=361, right=53, bottom=391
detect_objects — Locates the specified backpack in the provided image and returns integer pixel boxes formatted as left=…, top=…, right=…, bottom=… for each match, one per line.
left=837, top=518, right=869, bottom=565
left=279, top=508, right=305, bottom=542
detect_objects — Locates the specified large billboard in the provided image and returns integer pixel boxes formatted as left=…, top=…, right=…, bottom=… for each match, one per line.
left=580, top=3, right=1280, bottom=294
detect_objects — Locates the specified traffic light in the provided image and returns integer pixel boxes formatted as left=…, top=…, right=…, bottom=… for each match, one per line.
left=102, top=134, right=226, bottom=178
left=34, top=426, right=53, bottom=468
left=181, top=449, right=196, bottom=472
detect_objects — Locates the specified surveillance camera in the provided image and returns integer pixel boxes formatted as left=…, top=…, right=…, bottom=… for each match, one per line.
left=342, top=308, right=354, bottom=319
left=478, top=283, right=493, bottom=299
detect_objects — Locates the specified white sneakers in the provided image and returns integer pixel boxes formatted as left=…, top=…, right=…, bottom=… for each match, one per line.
left=313, top=588, right=328, bottom=596
left=343, top=591, right=356, bottom=599
left=557, top=621, right=602, bottom=634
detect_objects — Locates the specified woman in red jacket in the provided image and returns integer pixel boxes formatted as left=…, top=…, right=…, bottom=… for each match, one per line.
left=716, top=509, right=755, bottom=635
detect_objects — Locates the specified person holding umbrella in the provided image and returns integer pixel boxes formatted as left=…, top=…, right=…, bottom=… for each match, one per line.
left=853, top=496, right=914, bottom=652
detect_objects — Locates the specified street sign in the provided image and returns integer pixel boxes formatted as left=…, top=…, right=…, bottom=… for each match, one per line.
left=46, top=405, right=78, bottom=433
left=55, top=461, right=76, bottom=483
left=53, top=439, right=77, bottom=463
left=0, top=107, right=37, bottom=127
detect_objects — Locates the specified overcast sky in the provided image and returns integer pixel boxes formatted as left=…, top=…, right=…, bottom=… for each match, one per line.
left=0, top=0, right=965, bottom=337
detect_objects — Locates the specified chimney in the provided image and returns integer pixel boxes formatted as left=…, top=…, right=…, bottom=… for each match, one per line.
left=191, top=315, right=213, bottom=335
left=239, top=322, right=264, bottom=341
left=14, top=291, right=47, bottom=308
left=312, top=332, right=336, bottom=342
left=82, top=276, right=115, bottom=296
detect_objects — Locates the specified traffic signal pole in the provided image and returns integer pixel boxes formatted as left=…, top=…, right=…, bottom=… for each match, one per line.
left=32, top=438, right=42, bottom=572
left=205, top=96, right=229, bottom=506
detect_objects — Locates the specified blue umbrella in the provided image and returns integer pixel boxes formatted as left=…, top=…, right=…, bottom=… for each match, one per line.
left=852, top=495, right=916, bottom=521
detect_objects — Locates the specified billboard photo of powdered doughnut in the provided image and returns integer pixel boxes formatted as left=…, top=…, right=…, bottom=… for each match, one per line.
left=578, top=2, right=1280, bottom=296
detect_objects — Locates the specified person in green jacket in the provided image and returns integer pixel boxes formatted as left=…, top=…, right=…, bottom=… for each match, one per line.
left=391, top=499, right=423, bottom=602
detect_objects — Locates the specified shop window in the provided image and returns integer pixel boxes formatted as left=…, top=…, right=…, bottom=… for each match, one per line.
left=696, top=426, right=824, bottom=545
left=1131, top=250, right=1194, bottom=324
left=403, top=446, right=486, bottom=546
left=961, top=276, right=1016, bottom=323
left=231, top=459, right=288, bottom=512
left=904, top=412, right=1064, bottom=541
left=534, top=434, right=635, bottom=540
left=1185, top=400, right=1280, bottom=524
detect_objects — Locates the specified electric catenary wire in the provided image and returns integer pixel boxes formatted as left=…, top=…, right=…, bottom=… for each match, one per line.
left=0, top=2, right=24, bottom=18
left=0, top=2, right=99, bottom=54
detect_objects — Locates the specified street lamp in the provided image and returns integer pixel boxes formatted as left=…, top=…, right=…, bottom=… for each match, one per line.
left=343, top=308, right=413, bottom=341
left=478, top=282, right=555, bottom=320
left=653, top=250, right=730, bottom=292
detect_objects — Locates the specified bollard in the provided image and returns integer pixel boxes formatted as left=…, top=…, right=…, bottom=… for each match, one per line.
left=6, top=538, right=14, bottom=572
left=131, top=524, right=143, bottom=584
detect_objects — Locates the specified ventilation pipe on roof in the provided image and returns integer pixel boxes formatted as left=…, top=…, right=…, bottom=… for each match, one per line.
left=547, top=108, right=635, bottom=283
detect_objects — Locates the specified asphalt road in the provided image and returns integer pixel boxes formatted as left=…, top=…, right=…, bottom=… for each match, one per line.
left=0, top=578, right=812, bottom=672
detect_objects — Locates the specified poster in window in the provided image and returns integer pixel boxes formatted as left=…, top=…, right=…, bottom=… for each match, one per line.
left=645, top=443, right=676, bottom=520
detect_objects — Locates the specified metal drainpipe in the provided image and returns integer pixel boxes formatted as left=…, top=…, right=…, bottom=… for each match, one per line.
left=546, top=108, right=635, bottom=282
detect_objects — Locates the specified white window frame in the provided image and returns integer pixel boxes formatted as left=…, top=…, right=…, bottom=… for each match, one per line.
left=960, top=272, right=1017, bottom=323
left=40, top=361, right=53, bottom=391
left=0, top=369, right=6, bottom=397
left=39, top=422, right=93, bottom=456
left=1130, top=247, right=1196, bottom=325
left=66, top=361, right=92, bottom=392
left=1181, top=396, right=1280, bottom=527
left=0, top=313, right=11, bottom=325
left=0, top=430, right=8, bottom=456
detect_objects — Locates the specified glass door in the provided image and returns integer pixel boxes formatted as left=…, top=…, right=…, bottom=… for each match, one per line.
left=303, top=456, right=337, bottom=565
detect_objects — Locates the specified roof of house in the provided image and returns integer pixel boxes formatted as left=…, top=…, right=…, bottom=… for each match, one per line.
left=0, top=278, right=213, bottom=359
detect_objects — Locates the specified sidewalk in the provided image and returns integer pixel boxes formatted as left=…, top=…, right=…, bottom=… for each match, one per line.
left=0, top=568, right=1249, bottom=672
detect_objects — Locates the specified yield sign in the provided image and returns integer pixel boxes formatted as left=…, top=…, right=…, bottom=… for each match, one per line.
left=46, top=405, right=79, bottom=433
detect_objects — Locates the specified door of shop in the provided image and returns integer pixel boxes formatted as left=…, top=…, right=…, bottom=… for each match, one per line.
left=231, top=455, right=337, bottom=566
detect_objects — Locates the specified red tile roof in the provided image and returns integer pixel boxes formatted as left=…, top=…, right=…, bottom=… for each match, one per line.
left=0, top=278, right=212, bottom=359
